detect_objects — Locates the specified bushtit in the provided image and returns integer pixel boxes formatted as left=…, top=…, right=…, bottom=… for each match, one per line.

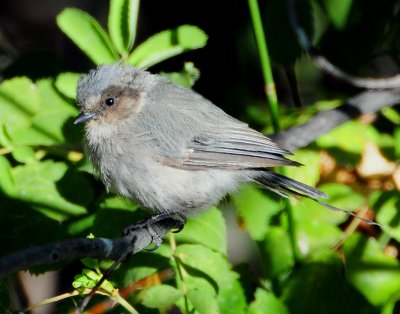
left=75, top=64, right=374, bottom=240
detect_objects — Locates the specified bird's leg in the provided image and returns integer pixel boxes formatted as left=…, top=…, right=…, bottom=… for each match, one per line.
left=122, top=213, right=186, bottom=250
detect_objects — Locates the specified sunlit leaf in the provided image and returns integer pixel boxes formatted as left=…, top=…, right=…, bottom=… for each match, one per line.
left=344, top=233, right=400, bottom=305
left=55, top=72, right=81, bottom=99
left=127, top=25, right=207, bottom=68
left=248, top=289, right=288, bottom=314
left=139, top=284, right=183, bottom=309
left=57, top=8, right=118, bottom=64
left=108, top=0, right=139, bottom=54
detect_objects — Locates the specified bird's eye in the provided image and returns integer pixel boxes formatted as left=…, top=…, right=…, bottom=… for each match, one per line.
left=105, top=97, right=115, bottom=106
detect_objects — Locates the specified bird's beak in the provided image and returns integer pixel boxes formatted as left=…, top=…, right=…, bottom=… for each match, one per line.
left=74, top=112, right=97, bottom=124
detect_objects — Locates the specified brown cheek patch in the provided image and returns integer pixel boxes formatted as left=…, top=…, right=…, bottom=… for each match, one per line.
left=102, top=88, right=144, bottom=124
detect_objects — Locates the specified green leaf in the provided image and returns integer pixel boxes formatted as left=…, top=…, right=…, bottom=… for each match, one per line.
left=217, top=271, right=246, bottom=314
left=174, top=207, right=227, bottom=254
left=175, top=244, right=230, bottom=289
left=343, top=233, right=400, bottom=305
left=281, top=250, right=378, bottom=314
left=11, top=146, right=36, bottom=164
left=372, top=191, right=400, bottom=241
left=317, top=121, right=380, bottom=163
left=320, top=183, right=365, bottom=211
left=159, top=62, right=200, bottom=88
left=139, top=284, right=183, bottom=309
left=0, top=77, right=38, bottom=146
left=232, top=185, right=283, bottom=240
left=127, top=25, right=208, bottom=68
left=108, top=0, right=139, bottom=54
left=261, top=226, right=294, bottom=278
left=55, top=72, right=81, bottom=99
left=285, top=149, right=321, bottom=187
left=12, top=161, right=92, bottom=220
left=248, top=289, right=288, bottom=314
left=320, top=0, right=353, bottom=29
left=0, top=155, right=17, bottom=196
left=57, top=8, right=118, bottom=64
left=185, top=276, right=219, bottom=314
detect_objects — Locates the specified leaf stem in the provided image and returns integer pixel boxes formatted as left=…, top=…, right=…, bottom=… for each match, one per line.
left=248, top=0, right=301, bottom=263
left=248, top=0, right=280, bottom=132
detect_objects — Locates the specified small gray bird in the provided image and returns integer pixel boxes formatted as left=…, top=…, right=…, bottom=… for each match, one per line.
left=74, top=64, right=370, bottom=238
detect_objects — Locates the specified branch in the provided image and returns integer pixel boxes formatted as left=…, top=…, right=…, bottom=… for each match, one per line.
left=0, top=218, right=177, bottom=278
left=270, top=89, right=400, bottom=151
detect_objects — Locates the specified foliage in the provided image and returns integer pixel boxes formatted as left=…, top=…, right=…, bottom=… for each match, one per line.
left=0, top=0, right=400, bottom=313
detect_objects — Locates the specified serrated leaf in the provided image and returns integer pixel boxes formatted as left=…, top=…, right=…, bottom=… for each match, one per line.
left=139, top=285, right=183, bottom=309
left=217, top=271, right=246, bottom=314
left=343, top=233, right=400, bottom=305
left=108, top=0, right=139, bottom=54
left=371, top=191, right=400, bottom=242
left=127, top=25, right=208, bottom=68
left=55, top=72, right=81, bottom=99
left=174, top=207, right=227, bottom=254
left=57, top=8, right=118, bottom=64
left=12, top=161, right=92, bottom=220
left=232, top=185, right=283, bottom=240
left=248, top=289, right=288, bottom=314
left=175, top=244, right=230, bottom=289
left=185, top=276, right=218, bottom=314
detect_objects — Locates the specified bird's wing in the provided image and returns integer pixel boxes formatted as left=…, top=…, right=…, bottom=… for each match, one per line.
left=159, top=124, right=300, bottom=170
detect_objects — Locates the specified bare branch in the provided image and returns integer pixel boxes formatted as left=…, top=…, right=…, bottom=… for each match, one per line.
left=0, top=218, right=177, bottom=278
left=270, top=89, right=400, bottom=151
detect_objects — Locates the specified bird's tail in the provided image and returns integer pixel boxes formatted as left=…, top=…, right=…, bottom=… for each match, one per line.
left=256, top=171, right=380, bottom=226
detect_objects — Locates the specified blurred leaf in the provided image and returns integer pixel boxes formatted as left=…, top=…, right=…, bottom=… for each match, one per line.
left=11, top=146, right=36, bottom=164
left=108, top=0, right=139, bottom=54
left=320, top=0, right=353, bottom=30
left=381, top=107, right=400, bottom=125
left=175, top=207, right=227, bottom=254
left=281, top=250, right=379, bottom=314
left=317, top=121, right=379, bottom=158
left=127, top=25, right=208, bottom=68
left=261, top=226, right=294, bottom=278
left=57, top=8, right=118, bottom=64
left=320, top=183, right=365, bottom=211
left=139, top=284, right=183, bottom=309
left=285, top=149, right=321, bottom=187
left=344, top=233, right=400, bottom=305
left=232, top=185, right=284, bottom=240
left=55, top=72, right=81, bottom=99
left=99, top=194, right=139, bottom=212
left=160, top=62, right=200, bottom=88
left=371, top=191, right=400, bottom=242
left=12, top=161, right=91, bottom=220
left=248, top=288, right=288, bottom=314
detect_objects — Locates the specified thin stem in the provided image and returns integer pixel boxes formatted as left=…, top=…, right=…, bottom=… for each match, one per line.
left=248, top=0, right=280, bottom=132
left=248, top=0, right=301, bottom=263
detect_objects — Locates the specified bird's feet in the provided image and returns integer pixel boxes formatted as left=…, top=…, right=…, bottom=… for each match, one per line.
left=122, top=213, right=186, bottom=250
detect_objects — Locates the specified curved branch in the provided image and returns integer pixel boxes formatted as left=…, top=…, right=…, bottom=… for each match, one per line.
left=270, top=89, right=400, bottom=151
left=0, top=218, right=177, bottom=278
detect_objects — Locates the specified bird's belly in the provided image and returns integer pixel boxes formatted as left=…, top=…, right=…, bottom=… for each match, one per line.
left=110, top=157, right=242, bottom=215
